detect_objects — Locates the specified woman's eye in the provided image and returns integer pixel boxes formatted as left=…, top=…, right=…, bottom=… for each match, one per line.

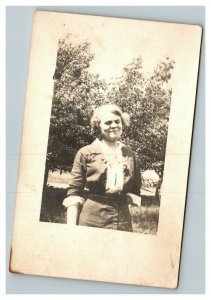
left=105, top=121, right=112, bottom=125
left=115, top=120, right=121, bottom=124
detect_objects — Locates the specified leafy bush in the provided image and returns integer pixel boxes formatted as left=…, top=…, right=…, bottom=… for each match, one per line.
left=141, top=170, right=160, bottom=188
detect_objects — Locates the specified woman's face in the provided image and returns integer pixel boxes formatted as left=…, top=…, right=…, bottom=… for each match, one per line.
left=99, top=112, right=123, bottom=142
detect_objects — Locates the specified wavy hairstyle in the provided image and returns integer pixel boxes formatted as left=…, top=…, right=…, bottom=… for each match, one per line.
left=90, top=104, right=130, bottom=137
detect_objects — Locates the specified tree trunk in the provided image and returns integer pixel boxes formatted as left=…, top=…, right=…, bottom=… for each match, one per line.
left=43, top=165, right=49, bottom=187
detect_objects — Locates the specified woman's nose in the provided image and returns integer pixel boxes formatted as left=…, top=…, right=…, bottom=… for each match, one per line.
left=111, top=122, right=117, bottom=128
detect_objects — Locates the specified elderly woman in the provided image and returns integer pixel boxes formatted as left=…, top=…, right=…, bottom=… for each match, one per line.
left=63, top=104, right=141, bottom=232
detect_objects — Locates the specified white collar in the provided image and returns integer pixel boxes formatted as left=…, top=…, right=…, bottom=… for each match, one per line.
left=92, top=138, right=124, bottom=150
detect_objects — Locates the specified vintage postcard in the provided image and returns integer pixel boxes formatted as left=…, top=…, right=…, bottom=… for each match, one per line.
left=10, top=11, right=202, bottom=288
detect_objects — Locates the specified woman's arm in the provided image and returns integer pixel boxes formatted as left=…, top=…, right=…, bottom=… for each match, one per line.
left=126, top=153, right=142, bottom=206
left=63, top=149, right=87, bottom=225
left=67, top=149, right=87, bottom=196
left=133, top=153, right=141, bottom=196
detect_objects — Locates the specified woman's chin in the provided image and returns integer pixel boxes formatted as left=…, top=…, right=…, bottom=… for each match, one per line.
left=106, top=136, right=120, bottom=143
left=101, top=132, right=122, bottom=143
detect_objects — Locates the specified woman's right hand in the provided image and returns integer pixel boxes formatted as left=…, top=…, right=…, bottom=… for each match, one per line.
left=63, top=195, right=85, bottom=207
left=63, top=196, right=85, bottom=225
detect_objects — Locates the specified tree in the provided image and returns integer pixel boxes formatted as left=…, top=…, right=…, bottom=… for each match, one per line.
left=45, top=35, right=175, bottom=181
left=45, top=36, right=107, bottom=178
left=108, top=56, right=175, bottom=175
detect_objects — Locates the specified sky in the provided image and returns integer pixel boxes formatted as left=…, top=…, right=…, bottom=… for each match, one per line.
left=48, top=12, right=185, bottom=83
left=46, top=11, right=201, bottom=94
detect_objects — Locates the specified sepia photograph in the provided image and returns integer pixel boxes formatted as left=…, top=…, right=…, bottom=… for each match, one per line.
left=39, top=32, right=175, bottom=234
left=9, top=10, right=202, bottom=288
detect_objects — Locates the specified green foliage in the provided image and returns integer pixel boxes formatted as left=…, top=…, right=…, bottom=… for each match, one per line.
left=46, top=36, right=175, bottom=176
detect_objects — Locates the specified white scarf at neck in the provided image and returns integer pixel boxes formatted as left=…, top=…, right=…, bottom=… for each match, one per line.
left=93, top=139, right=124, bottom=194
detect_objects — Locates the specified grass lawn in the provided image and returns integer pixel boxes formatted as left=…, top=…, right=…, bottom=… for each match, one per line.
left=129, top=205, right=159, bottom=234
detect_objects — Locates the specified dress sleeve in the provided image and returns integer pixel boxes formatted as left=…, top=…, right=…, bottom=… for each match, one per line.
left=132, top=154, right=141, bottom=196
left=67, top=149, right=87, bottom=196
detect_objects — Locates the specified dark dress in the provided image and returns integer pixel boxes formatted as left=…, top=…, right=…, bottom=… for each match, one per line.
left=66, top=140, right=141, bottom=232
